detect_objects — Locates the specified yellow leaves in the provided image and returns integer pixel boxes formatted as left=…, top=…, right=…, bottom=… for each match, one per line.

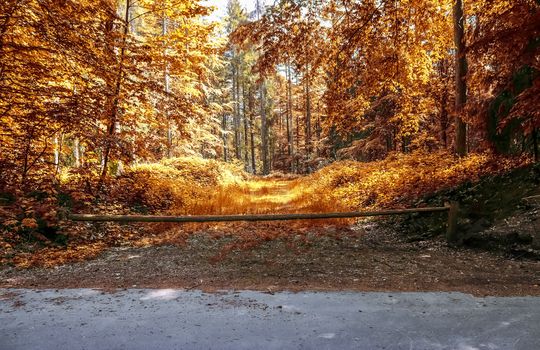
left=112, top=157, right=247, bottom=214
left=321, top=0, right=455, bottom=139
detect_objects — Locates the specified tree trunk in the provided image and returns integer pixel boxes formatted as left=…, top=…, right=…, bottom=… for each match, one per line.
left=454, top=0, right=468, bottom=157
left=260, top=80, right=269, bottom=175
left=236, top=64, right=242, bottom=160
left=232, top=59, right=241, bottom=160
left=100, top=0, right=130, bottom=187
left=222, top=112, right=228, bottom=162
left=286, top=62, right=294, bottom=172
left=73, top=138, right=80, bottom=167
left=242, top=82, right=250, bottom=170
left=249, top=88, right=256, bottom=174
left=295, top=84, right=300, bottom=173
left=305, top=63, right=312, bottom=157
left=315, top=111, right=321, bottom=157
left=163, top=15, right=172, bottom=158
left=54, top=135, right=60, bottom=173
left=53, top=132, right=64, bottom=174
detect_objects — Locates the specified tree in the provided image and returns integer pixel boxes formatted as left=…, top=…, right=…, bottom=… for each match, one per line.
left=0, top=0, right=220, bottom=192
left=453, top=0, right=468, bottom=157
left=100, top=0, right=132, bottom=186
left=467, top=0, right=539, bottom=160
left=0, top=0, right=118, bottom=187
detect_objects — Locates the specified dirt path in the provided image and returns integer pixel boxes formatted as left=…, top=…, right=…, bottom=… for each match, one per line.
left=2, top=223, right=539, bottom=296
left=246, top=179, right=299, bottom=211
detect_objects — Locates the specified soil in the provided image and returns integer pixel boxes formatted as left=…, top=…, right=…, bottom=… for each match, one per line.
left=1, top=221, right=539, bottom=297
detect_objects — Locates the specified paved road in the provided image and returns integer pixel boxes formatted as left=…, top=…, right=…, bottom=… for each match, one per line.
left=1, top=289, right=539, bottom=350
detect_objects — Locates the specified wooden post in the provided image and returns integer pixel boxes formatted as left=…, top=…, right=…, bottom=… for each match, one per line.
left=446, top=201, right=461, bottom=245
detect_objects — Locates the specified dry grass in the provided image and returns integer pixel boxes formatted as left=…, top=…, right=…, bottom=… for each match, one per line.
left=190, top=179, right=295, bottom=215
left=187, top=176, right=352, bottom=216
left=182, top=178, right=354, bottom=230
left=132, top=151, right=529, bottom=227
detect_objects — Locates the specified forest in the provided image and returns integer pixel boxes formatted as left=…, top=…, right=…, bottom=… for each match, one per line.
left=0, top=0, right=539, bottom=270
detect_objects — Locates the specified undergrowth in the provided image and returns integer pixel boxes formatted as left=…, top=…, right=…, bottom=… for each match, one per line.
left=296, top=150, right=530, bottom=211
left=110, top=157, right=247, bottom=214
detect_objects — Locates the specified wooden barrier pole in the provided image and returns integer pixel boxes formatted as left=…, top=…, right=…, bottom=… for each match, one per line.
left=68, top=206, right=450, bottom=223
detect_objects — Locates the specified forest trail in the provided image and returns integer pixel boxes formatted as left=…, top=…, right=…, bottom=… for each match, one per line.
left=244, top=179, right=298, bottom=212
left=192, top=177, right=322, bottom=216
left=188, top=176, right=350, bottom=224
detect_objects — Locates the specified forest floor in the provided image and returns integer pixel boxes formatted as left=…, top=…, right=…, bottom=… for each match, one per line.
left=1, top=177, right=539, bottom=296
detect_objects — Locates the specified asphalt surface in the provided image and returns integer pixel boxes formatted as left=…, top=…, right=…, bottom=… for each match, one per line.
left=1, top=289, right=539, bottom=350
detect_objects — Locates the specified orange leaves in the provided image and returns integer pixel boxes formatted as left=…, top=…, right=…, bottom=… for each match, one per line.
left=321, top=0, right=453, bottom=141
left=21, top=218, right=38, bottom=229
left=2, top=150, right=532, bottom=269
left=1, top=0, right=222, bottom=196
left=467, top=0, right=540, bottom=140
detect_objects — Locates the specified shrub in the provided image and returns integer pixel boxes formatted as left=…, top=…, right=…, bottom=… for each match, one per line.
left=110, top=157, right=247, bottom=213
left=297, top=151, right=529, bottom=210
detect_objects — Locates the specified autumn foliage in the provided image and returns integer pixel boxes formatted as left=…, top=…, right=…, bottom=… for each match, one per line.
left=297, top=151, right=531, bottom=212
left=233, top=0, right=539, bottom=165
left=0, top=1, right=539, bottom=267
left=110, top=157, right=247, bottom=213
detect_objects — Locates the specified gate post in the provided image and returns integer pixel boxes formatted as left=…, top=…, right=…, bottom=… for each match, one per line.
left=446, top=201, right=461, bottom=245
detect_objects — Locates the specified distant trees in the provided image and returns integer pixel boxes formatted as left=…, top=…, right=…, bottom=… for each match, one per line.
left=222, top=0, right=276, bottom=174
